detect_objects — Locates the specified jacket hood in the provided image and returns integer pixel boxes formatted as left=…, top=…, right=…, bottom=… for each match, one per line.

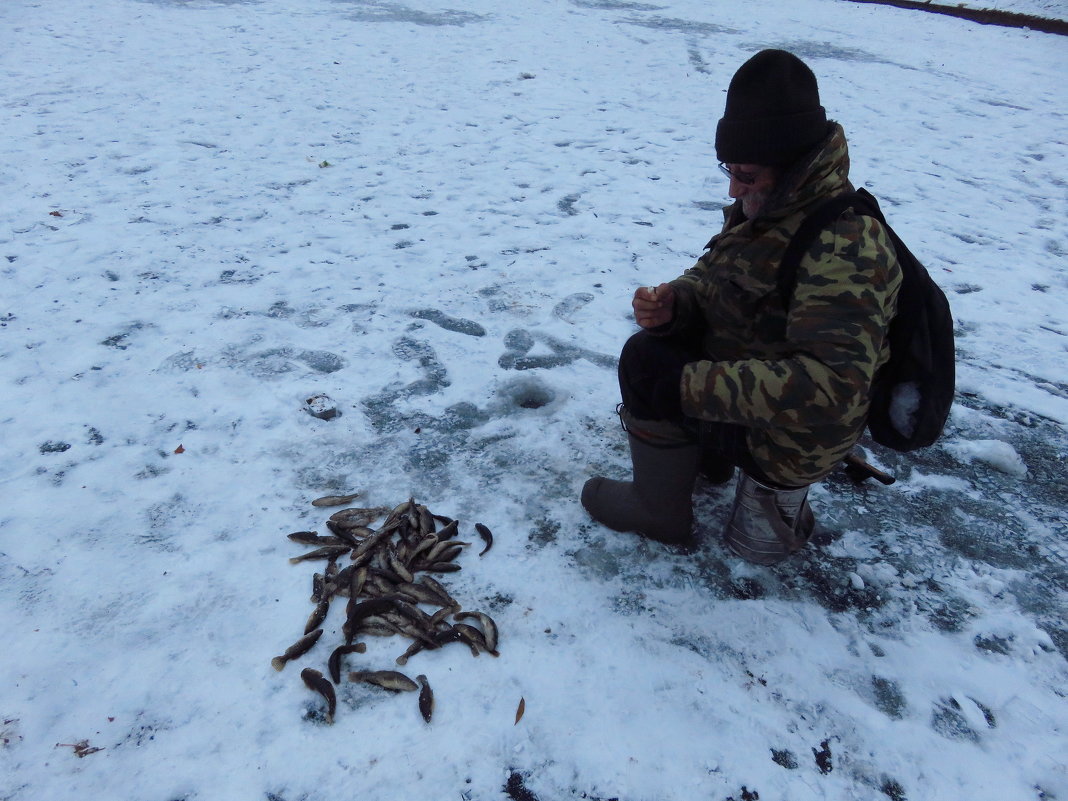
left=723, top=121, right=852, bottom=228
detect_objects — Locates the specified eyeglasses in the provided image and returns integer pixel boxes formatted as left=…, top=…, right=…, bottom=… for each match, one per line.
left=718, top=162, right=758, bottom=186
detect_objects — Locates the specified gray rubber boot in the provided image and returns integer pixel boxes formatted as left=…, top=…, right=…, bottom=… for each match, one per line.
left=581, top=428, right=701, bottom=546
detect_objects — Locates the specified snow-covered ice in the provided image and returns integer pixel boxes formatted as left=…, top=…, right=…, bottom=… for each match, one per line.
left=2, top=1, right=1066, bottom=800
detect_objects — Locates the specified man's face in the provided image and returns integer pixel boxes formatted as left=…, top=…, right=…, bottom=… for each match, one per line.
left=723, top=163, right=778, bottom=218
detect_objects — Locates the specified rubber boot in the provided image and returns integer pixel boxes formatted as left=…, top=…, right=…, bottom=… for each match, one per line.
left=723, top=472, right=815, bottom=565
left=581, top=425, right=701, bottom=546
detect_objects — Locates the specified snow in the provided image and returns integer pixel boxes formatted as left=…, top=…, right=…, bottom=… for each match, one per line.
left=944, top=437, right=1029, bottom=476
left=2, top=0, right=1067, bottom=800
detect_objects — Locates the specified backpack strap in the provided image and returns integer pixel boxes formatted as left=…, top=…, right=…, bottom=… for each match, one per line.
left=777, top=188, right=884, bottom=308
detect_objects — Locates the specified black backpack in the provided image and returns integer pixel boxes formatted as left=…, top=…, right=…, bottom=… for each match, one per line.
left=778, top=188, right=955, bottom=452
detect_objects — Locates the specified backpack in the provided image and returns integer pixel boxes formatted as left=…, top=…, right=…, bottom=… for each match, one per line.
left=777, top=188, right=955, bottom=452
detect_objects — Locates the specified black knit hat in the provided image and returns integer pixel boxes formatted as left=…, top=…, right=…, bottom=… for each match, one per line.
left=715, top=49, right=828, bottom=166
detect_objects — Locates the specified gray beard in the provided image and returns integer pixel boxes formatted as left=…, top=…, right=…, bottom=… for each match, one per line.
left=741, top=189, right=772, bottom=219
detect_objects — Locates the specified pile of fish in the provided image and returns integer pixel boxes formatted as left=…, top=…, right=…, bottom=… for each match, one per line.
left=272, top=494, right=499, bottom=725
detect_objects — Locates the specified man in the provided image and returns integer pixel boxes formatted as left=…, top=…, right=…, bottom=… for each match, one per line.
left=581, top=49, right=902, bottom=563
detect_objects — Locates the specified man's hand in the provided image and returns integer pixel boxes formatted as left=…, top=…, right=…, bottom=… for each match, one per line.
left=632, top=283, right=676, bottom=329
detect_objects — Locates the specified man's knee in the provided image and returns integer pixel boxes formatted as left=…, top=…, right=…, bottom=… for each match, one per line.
left=618, top=331, right=702, bottom=421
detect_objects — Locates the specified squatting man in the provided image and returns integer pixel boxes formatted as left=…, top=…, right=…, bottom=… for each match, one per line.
left=581, top=49, right=902, bottom=564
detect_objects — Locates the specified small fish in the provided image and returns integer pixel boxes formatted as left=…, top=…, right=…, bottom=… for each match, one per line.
left=311, top=492, right=362, bottom=508
left=391, top=599, right=435, bottom=631
left=419, top=576, right=458, bottom=609
left=324, top=521, right=365, bottom=545
left=421, top=562, right=461, bottom=573
left=300, top=668, right=337, bottom=724
left=435, top=519, right=459, bottom=541
left=395, top=581, right=447, bottom=607
left=365, top=571, right=399, bottom=598
left=343, top=597, right=396, bottom=644
left=349, top=527, right=394, bottom=562
left=417, top=505, right=435, bottom=536
left=349, top=565, right=368, bottom=599
left=433, top=543, right=465, bottom=564
left=395, top=639, right=429, bottom=666
left=329, top=506, right=390, bottom=528
left=453, top=623, right=490, bottom=656
left=355, top=621, right=397, bottom=637
left=384, top=499, right=412, bottom=528
left=454, top=610, right=499, bottom=654
left=382, top=613, right=438, bottom=646
left=304, top=598, right=330, bottom=635
left=417, top=674, right=434, bottom=723
left=406, top=497, right=420, bottom=530
left=333, top=562, right=353, bottom=587
left=348, top=670, right=419, bottom=692
left=287, top=531, right=343, bottom=546
left=371, top=556, right=405, bottom=587
left=423, top=539, right=454, bottom=563
left=475, top=523, right=493, bottom=556
left=288, top=545, right=352, bottom=564
left=407, top=534, right=438, bottom=564
left=321, top=576, right=342, bottom=601
left=328, top=643, right=367, bottom=684
left=310, top=572, right=324, bottom=604
left=388, top=551, right=415, bottom=584
left=429, top=605, right=456, bottom=627
left=271, top=628, right=323, bottom=671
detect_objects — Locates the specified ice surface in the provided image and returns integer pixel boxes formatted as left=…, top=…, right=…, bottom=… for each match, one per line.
left=1, top=0, right=1067, bottom=800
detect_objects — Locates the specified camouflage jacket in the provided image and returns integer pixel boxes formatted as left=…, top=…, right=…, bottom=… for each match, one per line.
left=663, top=124, right=902, bottom=486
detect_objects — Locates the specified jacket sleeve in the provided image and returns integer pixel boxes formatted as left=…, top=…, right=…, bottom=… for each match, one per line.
left=678, top=213, right=901, bottom=429
left=652, top=211, right=735, bottom=339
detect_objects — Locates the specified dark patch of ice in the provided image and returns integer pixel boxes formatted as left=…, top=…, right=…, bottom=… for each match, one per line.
left=687, top=45, right=712, bottom=75
left=871, top=676, right=907, bottom=720
left=773, top=41, right=894, bottom=66
left=556, top=194, right=581, bottom=216
left=440, top=401, right=490, bottom=430
left=552, top=292, right=594, bottom=323
left=504, top=771, right=541, bottom=801
left=333, top=0, right=488, bottom=26
left=880, top=778, right=908, bottom=801
left=409, top=308, right=487, bottom=337
left=527, top=517, right=560, bottom=548
left=571, top=0, right=663, bottom=10
left=931, top=699, right=980, bottom=743
left=620, top=15, right=738, bottom=36
left=771, top=748, right=799, bottom=769
left=101, top=322, right=147, bottom=350
left=298, top=350, right=346, bottom=373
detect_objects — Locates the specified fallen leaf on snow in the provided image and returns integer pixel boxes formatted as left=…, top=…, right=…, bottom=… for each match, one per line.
left=56, top=740, right=104, bottom=758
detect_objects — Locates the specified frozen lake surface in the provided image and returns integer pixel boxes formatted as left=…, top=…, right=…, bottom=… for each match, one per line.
left=1, top=1, right=1066, bottom=799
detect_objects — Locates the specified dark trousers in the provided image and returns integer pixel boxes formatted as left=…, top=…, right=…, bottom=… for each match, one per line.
left=618, top=330, right=776, bottom=485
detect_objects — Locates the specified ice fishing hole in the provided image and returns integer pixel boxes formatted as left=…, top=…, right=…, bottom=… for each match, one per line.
left=517, top=385, right=553, bottom=409
left=498, top=378, right=557, bottom=411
